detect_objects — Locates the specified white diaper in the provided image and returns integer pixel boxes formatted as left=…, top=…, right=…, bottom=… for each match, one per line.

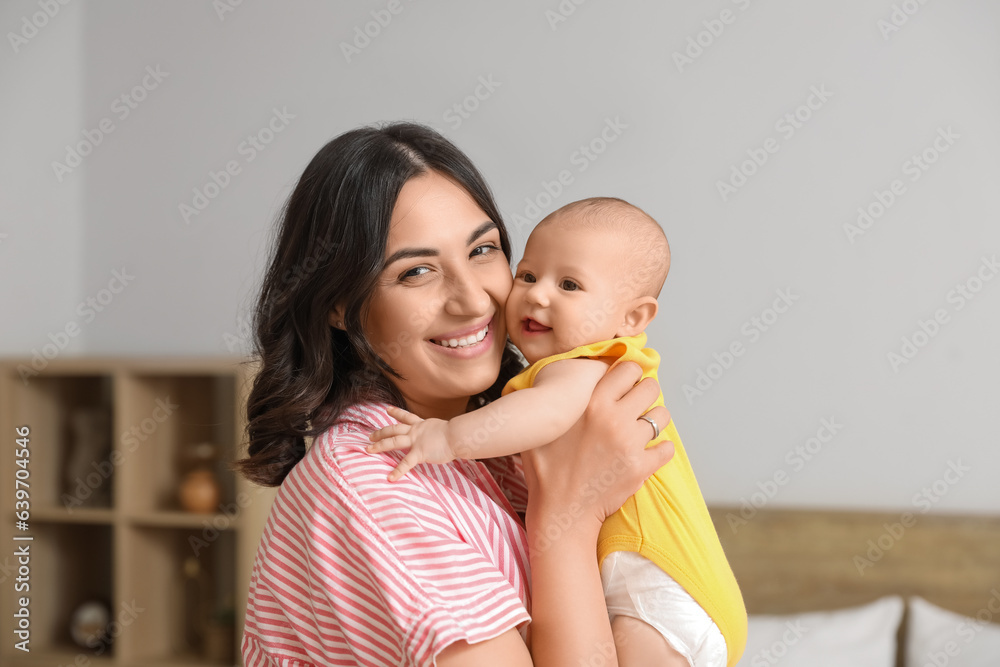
left=600, top=551, right=728, bottom=667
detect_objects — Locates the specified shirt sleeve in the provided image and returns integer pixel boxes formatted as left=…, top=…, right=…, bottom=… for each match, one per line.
left=242, top=631, right=300, bottom=667
left=243, top=430, right=531, bottom=667
left=332, top=447, right=531, bottom=665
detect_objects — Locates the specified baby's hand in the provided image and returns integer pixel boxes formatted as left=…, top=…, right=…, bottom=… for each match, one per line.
left=367, top=405, right=457, bottom=481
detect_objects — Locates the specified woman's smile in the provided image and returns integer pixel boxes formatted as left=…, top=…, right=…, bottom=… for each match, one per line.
left=427, top=314, right=496, bottom=356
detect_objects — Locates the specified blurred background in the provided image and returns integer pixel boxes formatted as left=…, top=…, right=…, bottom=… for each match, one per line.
left=2, top=1, right=999, bottom=665
left=4, top=0, right=997, bottom=512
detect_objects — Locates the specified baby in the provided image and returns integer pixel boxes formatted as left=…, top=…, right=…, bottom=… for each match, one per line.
left=369, top=197, right=747, bottom=667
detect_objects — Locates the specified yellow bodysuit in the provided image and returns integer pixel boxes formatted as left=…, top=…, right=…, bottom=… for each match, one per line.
left=503, top=332, right=747, bottom=666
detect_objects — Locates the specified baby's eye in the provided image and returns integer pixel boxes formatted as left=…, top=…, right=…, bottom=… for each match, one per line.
left=560, top=279, right=579, bottom=291
left=517, top=271, right=536, bottom=283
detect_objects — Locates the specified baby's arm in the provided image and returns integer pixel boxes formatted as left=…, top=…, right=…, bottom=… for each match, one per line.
left=368, top=357, right=610, bottom=481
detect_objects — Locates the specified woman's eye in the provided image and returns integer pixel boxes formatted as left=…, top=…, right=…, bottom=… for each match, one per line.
left=471, top=243, right=500, bottom=258
left=400, top=266, right=429, bottom=280
left=560, top=280, right=579, bottom=291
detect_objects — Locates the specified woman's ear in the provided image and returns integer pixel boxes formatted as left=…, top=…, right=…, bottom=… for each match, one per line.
left=329, top=305, right=346, bottom=330
left=616, top=297, right=658, bottom=337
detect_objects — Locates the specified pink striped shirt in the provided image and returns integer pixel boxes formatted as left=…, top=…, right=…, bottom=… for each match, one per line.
left=241, top=402, right=533, bottom=666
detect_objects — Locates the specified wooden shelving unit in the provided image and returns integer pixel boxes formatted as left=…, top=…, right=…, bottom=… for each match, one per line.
left=0, top=358, right=277, bottom=667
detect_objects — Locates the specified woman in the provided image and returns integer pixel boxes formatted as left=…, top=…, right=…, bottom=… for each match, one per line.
left=236, top=122, right=674, bottom=666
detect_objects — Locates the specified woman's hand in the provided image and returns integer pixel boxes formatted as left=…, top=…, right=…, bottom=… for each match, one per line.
left=519, top=361, right=673, bottom=666
left=521, top=361, right=674, bottom=541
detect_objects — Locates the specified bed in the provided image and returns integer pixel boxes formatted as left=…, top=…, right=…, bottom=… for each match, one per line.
left=707, top=506, right=1000, bottom=667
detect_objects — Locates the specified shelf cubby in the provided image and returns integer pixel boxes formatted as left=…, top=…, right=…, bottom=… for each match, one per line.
left=18, top=522, right=115, bottom=658
left=117, top=525, right=237, bottom=665
left=118, top=373, right=238, bottom=515
left=7, top=374, right=114, bottom=512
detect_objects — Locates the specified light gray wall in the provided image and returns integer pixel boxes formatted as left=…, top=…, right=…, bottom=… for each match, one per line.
left=2, top=1, right=998, bottom=514
left=1, top=0, right=84, bottom=354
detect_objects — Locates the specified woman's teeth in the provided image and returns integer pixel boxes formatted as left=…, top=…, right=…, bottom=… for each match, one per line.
left=432, top=325, right=488, bottom=348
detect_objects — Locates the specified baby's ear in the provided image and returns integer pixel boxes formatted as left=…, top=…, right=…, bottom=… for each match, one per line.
left=616, top=297, right=658, bottom=337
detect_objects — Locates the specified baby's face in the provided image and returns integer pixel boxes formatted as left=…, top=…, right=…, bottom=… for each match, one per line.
left=506, top=221, right=636, bottom=364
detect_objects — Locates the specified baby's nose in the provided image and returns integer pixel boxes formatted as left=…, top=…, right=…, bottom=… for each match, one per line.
left=525, top=283, right=549, bottom=305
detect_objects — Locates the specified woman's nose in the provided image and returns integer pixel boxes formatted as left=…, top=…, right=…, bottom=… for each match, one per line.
left=443, top=271, right=491, bottom=317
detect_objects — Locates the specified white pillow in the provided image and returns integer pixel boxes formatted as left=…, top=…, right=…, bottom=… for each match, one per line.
left=735, top=596, right=903, bottom=667
left=906, top=596, right=1000, bottom=667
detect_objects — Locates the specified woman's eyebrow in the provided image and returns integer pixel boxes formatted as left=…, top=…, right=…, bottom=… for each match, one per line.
left=383, top=221, right=498, bottom=268
left=466, top=220, right=498, bottom=245
left=384, top=246, right=436, bottom=268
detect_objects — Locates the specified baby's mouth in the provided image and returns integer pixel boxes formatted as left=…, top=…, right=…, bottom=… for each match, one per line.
left=523, top=318, right=551, bottom=333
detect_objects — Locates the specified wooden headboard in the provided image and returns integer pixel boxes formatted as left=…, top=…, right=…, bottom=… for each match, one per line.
left=707, top=507, right=1000, bottom=666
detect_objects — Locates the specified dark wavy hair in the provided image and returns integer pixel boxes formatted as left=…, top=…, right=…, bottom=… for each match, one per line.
left=234, top=122, right=524, bottom=487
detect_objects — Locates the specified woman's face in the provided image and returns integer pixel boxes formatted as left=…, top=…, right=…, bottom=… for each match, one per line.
left=362, top=170, right=512, bottom=419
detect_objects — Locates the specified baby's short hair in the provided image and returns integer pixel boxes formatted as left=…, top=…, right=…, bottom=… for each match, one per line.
left=537, top=197, right=671, bottom=298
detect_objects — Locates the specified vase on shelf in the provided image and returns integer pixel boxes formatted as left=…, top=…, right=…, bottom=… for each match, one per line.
left=63, top=406, right=112, bottom=508
left=69, top=599, right=112, bottom=652
left=177, top=442, right=221, bottom=513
